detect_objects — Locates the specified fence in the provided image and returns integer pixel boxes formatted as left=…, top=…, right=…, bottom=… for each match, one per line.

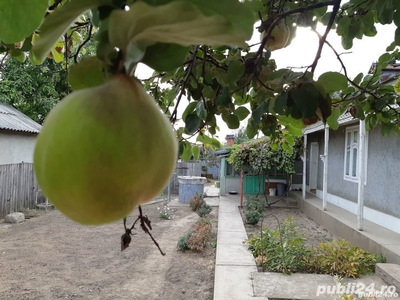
left=0, top=161, right=221, bottom=218
left=0, top=163, right=41, bottom=219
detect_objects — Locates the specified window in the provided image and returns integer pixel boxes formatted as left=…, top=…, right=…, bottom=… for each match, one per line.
left=344, top=125, right=368, bottom=182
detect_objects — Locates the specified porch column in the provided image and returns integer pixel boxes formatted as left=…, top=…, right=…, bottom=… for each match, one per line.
left=302, top=134, right=307, bottom=199
left=357, top=120, right=366, bottom=231
left=322, top=124, right=329, bottom=211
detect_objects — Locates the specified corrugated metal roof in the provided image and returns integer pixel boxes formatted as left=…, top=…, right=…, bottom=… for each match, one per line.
left=0, top=102, right=42, bottom=134
left=302, top=112, right=357, bottom=134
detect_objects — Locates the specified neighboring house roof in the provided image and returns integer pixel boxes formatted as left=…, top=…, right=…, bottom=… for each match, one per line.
left=0, top=102, right=42, bottom=134
left=303, top=112, right=357, bottom=134
left=214, top=149, right=231, bottom=157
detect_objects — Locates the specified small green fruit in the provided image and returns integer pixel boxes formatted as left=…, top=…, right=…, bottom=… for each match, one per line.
left=261, top=20, right=290, bottom=51
left=34, top=74, right=177, bottom=225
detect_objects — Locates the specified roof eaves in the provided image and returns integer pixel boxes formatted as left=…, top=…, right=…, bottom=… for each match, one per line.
left=302, top=113, right=358, bottom=134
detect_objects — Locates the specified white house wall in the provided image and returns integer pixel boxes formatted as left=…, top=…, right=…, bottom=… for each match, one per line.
left=0, top=131, right=37, bottom=165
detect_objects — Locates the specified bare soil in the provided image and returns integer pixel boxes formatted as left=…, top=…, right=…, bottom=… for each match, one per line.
left=0, top=202, right=217, bottom=300
left=241, top=204, right=336, bottom=249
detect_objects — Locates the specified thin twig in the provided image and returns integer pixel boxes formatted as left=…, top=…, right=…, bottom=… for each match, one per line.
left=73, top=21, right=93, bottom=64
left=169, top=45, right=200, bottom=123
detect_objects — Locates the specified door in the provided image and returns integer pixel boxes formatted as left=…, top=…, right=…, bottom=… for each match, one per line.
left=244, top=175, right=264, bottom=195
left=309, top=142, right=319, bottom=192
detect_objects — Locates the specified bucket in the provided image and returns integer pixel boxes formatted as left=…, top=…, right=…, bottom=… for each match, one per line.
left=276, top=183, right=287, bottom=196
left=269, top=188, right=276, bottom=196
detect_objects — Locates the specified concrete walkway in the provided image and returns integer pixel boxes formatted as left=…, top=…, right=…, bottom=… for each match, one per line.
left=212, top=191, right=399, bottom=300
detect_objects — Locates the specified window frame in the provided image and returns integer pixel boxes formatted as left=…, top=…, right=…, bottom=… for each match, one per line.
left=343, top=124, right=368, bottom=183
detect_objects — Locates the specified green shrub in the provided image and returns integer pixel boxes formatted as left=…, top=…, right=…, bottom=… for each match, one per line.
left=245, top=195, right=265, bottom=214
left=304, top=238, right=385, bottom=278
left=244, top=210, right=262, bottom=225
left=246, top=218, right=310, bottom=274
left=196, top=202, right=212, bottom=217
left=243, top=195, right=265, bottom=225
left=177, top=232, right=192, bottom=251
left=190, top=192, right=205, bottom=211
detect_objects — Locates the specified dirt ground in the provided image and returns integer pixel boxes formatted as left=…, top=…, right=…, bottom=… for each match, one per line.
left=0, top=202, right=217, bottom=300
left=0, top=193, right=338, bottom=300
left=241, top=202, right=336, bottom=248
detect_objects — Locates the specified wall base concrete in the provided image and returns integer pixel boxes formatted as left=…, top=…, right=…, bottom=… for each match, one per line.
left=290, top=191, right=400, bottom=265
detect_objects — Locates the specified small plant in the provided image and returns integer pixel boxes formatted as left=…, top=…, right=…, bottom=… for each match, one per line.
left=246, top=218, right=310, bottom=274
left=244, top=195, right=265, bottom=213
left=190, top=191, right=205, bottom=211
left=188, top=218, right=213, bottom=252
left=244, top=210, right=262, bottom=225
left=196, top=202, right=212, bottom=217
left=304, top=238, right=385, bottom=278
left=157, top=201, right=174, bottom=220
left=177, top=232, right=192, bottom=251
left=243, top=195, right=265, bottom=224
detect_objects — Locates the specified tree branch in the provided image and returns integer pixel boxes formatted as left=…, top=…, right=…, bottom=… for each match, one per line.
left=169, top=45, right=200, bottom=123
left=310, top=0, right=342, bottom=73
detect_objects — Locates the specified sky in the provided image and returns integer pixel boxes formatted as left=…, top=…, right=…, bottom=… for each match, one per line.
left=136, top=23, right=397, bottom=143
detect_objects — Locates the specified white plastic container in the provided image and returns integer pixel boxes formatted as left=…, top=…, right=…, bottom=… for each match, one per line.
left=269, top=188, right=276, bottom=196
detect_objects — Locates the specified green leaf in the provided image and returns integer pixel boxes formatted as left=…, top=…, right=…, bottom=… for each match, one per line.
left=290, top=83, right=319, bottom=119
left=68, top=57, right=106, bottom=91
left=274, top=93, right=288, bottom=114
left=215, top=88, right=231, bottom=106
left=281, top=141, right=293, bottom=154
left=185, top=113, right=201, bottom=134
left=109, top=1, right=253, bottom=55
left=246, top=119, right=257, bottom=139
left=182, top=102, right=197, bottom=120
left=196, top=101, right=207, bottom=119
left=233, top=106, right=250, bottom=121
left=317, top=72, right=348, bottom=93
left=285, top=123, right=303, bottom=137
left=31, top=0, right=111, bottom=62
left=353, top=73, right=363, bottom=85
left=395, top=27, right=400, bottom=46
left=374, top=0, right=394, bottom=25
left=141, top=43, right=190, bottom=71
left=181, top=141, right=192, bottom=161
left=192, top=145, right=200, bottom=160
left=227, top=60, right=245, bottom=85
left=381, top=123, right=395, bottom=136
left=222, top=114, right=240, bottom=129
left=0, top=0, right=48, bottom=43
left=284, top=134, right=295, bottom=146
left=252, top=102, right=268, bottom=124
left=327, top=107, right=340, bottom=130
left=196, top=134, right=213, bottom=145
left=9, top=49, right=27, bottom=63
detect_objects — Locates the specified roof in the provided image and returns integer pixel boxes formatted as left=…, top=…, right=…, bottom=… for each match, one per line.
left=214, top=149, right=231, bottom=157
left=0, top=102, right=42, bottom=134
left=302, top=112, right=358, bottom=134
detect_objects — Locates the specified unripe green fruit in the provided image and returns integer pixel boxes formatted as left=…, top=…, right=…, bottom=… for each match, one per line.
left=34, top=74, right=177, bottom=225
left=261, top=20, right=290, bottom=51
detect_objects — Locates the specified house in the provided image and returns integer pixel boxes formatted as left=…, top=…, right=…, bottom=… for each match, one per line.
left=216, top=144, right=302, bottom=196
left=0, top=102, right=42, bottom=165
left=301, top=65, right=400, bottom=235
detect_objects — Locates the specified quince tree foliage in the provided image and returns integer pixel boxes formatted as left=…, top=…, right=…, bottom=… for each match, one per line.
left=2, top=0, right=400, bottom=157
